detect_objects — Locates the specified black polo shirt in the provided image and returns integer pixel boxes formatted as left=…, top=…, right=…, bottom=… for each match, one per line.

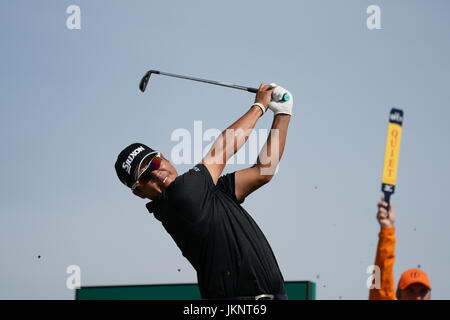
left=146, top=164, right=285, bottom=299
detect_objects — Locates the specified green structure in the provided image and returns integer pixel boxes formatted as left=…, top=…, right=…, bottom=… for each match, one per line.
left=76, top=281, right=315, bottom=300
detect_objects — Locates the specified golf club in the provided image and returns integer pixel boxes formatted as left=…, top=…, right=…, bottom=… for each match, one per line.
left=139, top=70, right=290, bottom=101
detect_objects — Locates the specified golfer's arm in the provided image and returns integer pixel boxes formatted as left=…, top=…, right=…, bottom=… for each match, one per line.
left=202, top=106, right=263, bottom=184
left=235, top=114, right=291, bottom=201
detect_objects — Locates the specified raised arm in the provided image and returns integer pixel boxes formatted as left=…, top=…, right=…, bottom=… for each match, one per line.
left=234, top=114, right=291, bottom=201
left=369, top=198, right=397, bottom=300
left=201, top=84, right=274, bottom=184
left=234, top=84, right=293, bottom=202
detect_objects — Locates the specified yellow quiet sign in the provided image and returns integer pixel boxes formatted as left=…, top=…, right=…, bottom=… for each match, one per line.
left=382, top=122, right=403, bottom=185
left=381, top=109, right=404, bottom=202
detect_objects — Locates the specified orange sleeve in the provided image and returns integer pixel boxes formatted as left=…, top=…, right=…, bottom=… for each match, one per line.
left=369, top=226, right=396, bottom=300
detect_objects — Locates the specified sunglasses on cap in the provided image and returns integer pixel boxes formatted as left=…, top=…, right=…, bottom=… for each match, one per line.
left=131, top=152, right=162, bottom=190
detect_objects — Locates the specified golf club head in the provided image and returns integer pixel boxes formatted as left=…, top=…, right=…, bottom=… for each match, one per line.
left=139, top=70, right=160, bottom=92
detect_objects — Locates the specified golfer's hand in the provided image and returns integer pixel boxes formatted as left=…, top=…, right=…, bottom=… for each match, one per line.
left=268, top=83, right=293, bottom=116
left=377, top=197, right=395, bottom=228
left=254, top=83, right=275, bottom=111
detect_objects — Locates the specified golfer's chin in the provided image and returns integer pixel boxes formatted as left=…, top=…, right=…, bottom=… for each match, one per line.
left=134, top=182, right=165, bottom=200
left=160, top=174, right=175, bottom=190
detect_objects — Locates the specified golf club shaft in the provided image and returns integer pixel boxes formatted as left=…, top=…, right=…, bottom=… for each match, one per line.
left=155, top=70, right=258, bottom=93
left=140, top=70, right=290, bottom=101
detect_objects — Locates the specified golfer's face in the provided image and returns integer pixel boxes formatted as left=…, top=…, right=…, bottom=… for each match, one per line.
left=132, top=156, right=177, bottom=200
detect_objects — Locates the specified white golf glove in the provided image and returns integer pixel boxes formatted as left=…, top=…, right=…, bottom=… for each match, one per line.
left=269, top=83, right=293, bottom=116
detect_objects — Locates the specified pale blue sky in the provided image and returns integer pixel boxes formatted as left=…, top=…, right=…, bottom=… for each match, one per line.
left=1, top=0, right=449, bottom=299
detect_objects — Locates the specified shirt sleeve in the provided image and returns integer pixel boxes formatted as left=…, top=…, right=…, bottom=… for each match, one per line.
left=164, top=164, right=214, bottom=223
left=216, top=172, right=245, bottom=204
left=369, top=226, right=397, bottom=300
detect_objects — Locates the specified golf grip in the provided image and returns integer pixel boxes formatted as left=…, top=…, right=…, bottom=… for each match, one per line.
left=247, top=87, right=291, bottom=102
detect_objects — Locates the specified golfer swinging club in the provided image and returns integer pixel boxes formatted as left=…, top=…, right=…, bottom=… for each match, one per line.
left=115, top=83, right=293, bottom=300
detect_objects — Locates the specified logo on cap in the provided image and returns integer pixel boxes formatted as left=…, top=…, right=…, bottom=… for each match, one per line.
left=122, top=146, right=145, bottom=174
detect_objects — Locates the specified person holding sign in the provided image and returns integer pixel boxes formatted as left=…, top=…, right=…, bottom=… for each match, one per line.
left=369, top=109, right=432, bottom=300
left=369, top=199, right=432, bottom=300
